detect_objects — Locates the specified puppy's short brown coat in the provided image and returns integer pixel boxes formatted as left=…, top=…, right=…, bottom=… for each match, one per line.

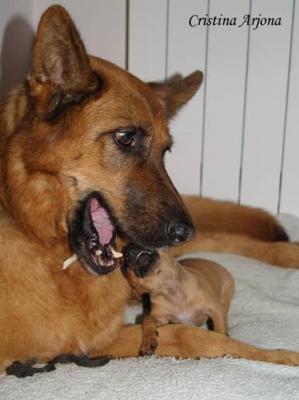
left=125, top=248, right=234, bottom=355
left=1, top=5, right=299, bottom=372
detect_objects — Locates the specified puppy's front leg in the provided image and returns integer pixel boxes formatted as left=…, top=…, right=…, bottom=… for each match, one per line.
left=209, top=307, right=229, bottom=336
left=138, top=293, right=164, bottom=356
left=139, top=315, right=159, bottom=356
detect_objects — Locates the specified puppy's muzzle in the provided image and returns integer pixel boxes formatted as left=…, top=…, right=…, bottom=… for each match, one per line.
left=122, top=244, right=159, bottom=278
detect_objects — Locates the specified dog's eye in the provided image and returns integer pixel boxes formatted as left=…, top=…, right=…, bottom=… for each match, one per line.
left=113, top=130, right=135, bottom=147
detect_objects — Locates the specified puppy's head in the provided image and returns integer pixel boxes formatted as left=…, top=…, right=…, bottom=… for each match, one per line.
left=122, top=244, right=177, bottom=297
left=122, top=244, right=159, bottom=278
left=3, top=5, right=203, bottom=276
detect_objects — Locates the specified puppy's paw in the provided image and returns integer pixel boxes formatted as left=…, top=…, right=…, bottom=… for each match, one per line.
left=139, top=334, right=158, bottom=356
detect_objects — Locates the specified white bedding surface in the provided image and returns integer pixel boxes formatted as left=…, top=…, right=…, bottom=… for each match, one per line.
left=1, top=214, right=299, bottom=400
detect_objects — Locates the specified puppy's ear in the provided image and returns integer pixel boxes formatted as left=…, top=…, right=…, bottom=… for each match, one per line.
left=148, top=71, right=203, bottom=119
left=28, top=5, right=100, bottom=120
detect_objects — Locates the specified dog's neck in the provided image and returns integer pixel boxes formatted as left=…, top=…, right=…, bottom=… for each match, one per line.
left=0, top=85, right=72, bottom=247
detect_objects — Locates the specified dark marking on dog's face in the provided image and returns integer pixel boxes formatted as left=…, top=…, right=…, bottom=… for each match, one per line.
left=21, top=6, right=203, bottom=275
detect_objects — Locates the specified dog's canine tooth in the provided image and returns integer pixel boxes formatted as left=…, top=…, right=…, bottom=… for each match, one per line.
left=63, top=254, right=78, bottom=270
left=110, top=247, right=123, bottom=259
left=95, top=249, right=103, bottom=256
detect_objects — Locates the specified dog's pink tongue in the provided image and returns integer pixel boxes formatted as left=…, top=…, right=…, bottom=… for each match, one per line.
left=90, top=198, right=114, bottom=245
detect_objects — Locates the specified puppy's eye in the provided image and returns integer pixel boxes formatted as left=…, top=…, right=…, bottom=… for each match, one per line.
left=113, top=130, right=135, bottom=147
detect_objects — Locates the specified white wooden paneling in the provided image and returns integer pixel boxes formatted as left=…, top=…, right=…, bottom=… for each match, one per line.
left=128, top=0, right=299, bottom=213
left=240, top=0, right=292, bottom=213
left=2, top=1, right=298, bottom=215
left=33, top=0, right=126, bottom=68
left=201, top=0, right=249, bottom=201
left=166, top=0, right=207, bottom=195
left=0, top=0, right=33, bottom=99
left=128, top=0, right=168, bottom=80
left=280, top=0, right=299, bottom=216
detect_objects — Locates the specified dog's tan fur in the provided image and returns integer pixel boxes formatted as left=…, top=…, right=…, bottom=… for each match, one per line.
left=125, top=251, right=234, bottom=355
left=1, top=6, right=299, bottom=372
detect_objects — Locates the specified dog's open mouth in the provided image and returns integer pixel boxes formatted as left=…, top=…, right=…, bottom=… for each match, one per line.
left=68, top=192, right=122, bottom=275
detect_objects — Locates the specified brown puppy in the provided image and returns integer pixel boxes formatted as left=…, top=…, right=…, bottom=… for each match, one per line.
left=123, top=245, right=234, bottom=355
left=1, top=5, right=299, bottom=372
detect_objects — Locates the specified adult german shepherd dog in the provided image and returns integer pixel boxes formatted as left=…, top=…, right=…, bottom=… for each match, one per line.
left=1, top=6, right=299, bottom=372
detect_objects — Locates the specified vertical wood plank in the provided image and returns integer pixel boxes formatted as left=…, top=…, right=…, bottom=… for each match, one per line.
left=279, top=0, right=299, bottom=216
left=240, top=0, right=292, bottom=213
left=32, top=0, right=127, bottom=68
left=201, top=0, right=249, bottom=201
left=128, top=0, right=167, bottom=80
left=165, top=0, right=208, bottom=194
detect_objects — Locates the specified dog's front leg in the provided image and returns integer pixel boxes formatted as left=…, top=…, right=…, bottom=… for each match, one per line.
left=93, top=325, right=299, bottom=366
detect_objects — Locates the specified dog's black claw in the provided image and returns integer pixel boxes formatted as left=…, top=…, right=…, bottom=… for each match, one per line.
left=139, top=350, right=154, bottom=357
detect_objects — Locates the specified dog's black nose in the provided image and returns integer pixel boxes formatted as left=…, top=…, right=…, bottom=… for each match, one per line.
left=167, top=222, right=193, bottom=244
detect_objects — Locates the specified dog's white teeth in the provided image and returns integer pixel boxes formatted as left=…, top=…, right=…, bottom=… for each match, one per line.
left=95, top=249, right=102, bottom=256
left=63, top=254, right=78, bottom=270
left=98, top=256, right=114, bottom=267
left=110, top=247, right=123, bottom=259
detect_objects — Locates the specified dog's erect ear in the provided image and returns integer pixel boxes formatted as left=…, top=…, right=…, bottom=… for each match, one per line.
left=148, top=71, right=203, bottom=119
left=28, top=5, right=100, bottom=120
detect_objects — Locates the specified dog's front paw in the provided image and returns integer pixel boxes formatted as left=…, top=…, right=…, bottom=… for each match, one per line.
left=273, top=349, right=299, bottom=366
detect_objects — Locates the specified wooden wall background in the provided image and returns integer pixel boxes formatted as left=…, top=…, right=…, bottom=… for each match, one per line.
left=1, top=0, right=299, bottom=215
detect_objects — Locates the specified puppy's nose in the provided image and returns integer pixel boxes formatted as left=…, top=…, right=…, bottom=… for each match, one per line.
left=124, top=244, right=152, bottom=266
left=167, top=222, right=194, bottom=244
left=136, top=250, right=153, bottom=269
left=133, top=249, right=157, bottom=277
left=123, top=244, right=158, bottom=278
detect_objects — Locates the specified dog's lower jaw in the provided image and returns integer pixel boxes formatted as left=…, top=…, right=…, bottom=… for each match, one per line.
left=79, top=256, right=118, bottom=276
